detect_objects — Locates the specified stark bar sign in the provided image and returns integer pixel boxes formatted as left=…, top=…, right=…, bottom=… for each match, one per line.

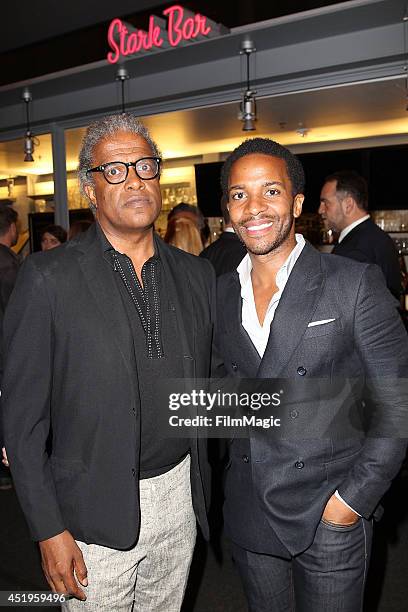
left=107, top=4, right=227, bottom=64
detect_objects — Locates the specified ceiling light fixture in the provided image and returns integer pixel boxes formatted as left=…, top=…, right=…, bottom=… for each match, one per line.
left=115, top=67, right=130, bottom=114
left=239, top=37, right=257, bottom=132
left=22, top=88, right=38, bottom=162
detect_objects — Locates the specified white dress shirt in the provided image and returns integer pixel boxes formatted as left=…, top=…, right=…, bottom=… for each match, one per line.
left=237, top=233, right=305, bottom=358
left=338, top=215, right=370, bottom=243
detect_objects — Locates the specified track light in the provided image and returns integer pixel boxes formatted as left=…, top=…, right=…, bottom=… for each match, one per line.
left=241, top=93, right=257, bottom=132
left=22, top=88, right=38, bottom=162
left=24, top=135, right=34, bottom=162
left=239, top=37, right=257, bottom=132
left=115, top=67, right=130, bottom=114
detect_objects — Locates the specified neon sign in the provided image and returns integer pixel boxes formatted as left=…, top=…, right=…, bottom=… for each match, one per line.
left=107, top=4, right=225, bottom=64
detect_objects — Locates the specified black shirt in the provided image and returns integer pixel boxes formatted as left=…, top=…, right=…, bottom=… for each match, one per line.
left=97, top=225, right=190, bottom=478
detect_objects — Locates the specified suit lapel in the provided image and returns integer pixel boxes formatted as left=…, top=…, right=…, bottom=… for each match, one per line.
left=223, top=273, right=262, bottom=370
left=257, top=243, right=325, bottom=378
left=155, top=237, right=195, bottom=380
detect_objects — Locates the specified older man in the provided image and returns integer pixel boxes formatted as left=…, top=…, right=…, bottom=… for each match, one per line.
left=216, top=138, right=408, bottom=611
left=2, top=114, right=214, bottom=611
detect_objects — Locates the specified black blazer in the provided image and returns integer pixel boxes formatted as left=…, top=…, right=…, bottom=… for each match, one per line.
left=200, top=231, right=246, bottom=277
left=332, top=218, right=401, bottom=300
left=0, top=244, right=20, bottom=445
left=215, top=242, right=408, bottom=556
left=1, top=224, right=215, bottom=548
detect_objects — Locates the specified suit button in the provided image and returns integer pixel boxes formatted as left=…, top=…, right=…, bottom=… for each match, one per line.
left=295, top=461, right=304, bottom=469
left=131, top=468, right=136, bottom=477
left=232, top=362, right=238, bottom=372
left=297, top=366, right=307, bottom=376
left=290, top=410, right=299, bottom=419
left=242, top=455, right=249, bottom=463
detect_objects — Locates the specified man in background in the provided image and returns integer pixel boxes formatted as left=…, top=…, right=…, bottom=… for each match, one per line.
left=0, top=204, right=19, bottom=323
left=200, top=195, right=246, bottom=276
left=319, top=170, right=401, bottom=299
left=0, top=203, right=19, bottom=491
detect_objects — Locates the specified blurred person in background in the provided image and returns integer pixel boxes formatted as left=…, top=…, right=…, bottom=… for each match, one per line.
left=200, top=195, right=246, bottom=276
left=0, top=205, right=19, bottom=320
left=68, top=220, right=93, bottom=241
left=40, top=224, right=67, bottom=251
left=0, top=204, right=19, bottom=491
left=319, top=170, right=401, bottom=300
left=164, top=216, right=203, bottom=255
left=167, top=203, right=209, bottom=247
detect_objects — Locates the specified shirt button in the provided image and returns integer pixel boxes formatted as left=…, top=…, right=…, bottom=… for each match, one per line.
left=290, top=410, right=299, bottom=419
left=232, top=363, right=238, bottom=372
left=295, top=461, right=304, bottom=469
left=131, top=468, right=136, bottom=477
left=297, top=366, right=307, bottom=376
left=242, top=455, right=249, bottom=463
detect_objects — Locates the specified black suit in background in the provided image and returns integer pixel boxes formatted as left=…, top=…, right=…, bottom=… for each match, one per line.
left=0, top=244, right=20, bottom=322
left=0, top=243, right=19, bottom=464
left=200, top=231, right=246, bottom=276
left=1, top=223, right=214, bottom=548
left=332, top=217, right=401, bottom=300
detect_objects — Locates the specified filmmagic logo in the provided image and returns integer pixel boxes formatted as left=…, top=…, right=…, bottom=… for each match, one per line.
left=168, top=389, right=282, bottom=411
left=168, top=414, right=281, bottom=428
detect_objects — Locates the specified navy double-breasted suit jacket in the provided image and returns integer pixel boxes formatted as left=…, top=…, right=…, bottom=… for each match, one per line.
left=215, top=242, right=408, bottom=556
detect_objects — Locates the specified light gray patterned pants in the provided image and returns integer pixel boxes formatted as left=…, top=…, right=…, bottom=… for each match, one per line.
left=62, top=455, right=196, bottom=612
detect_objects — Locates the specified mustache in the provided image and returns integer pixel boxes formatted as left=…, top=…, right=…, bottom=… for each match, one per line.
left=236, top=215, right=277, bottom=227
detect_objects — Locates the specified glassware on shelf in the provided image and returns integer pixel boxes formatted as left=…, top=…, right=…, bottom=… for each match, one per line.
left=35, top=199, right=47, bottom=213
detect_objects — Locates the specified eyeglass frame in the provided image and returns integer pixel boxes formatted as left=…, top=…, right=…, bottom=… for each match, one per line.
left=86, top=156, right=162, bottom=184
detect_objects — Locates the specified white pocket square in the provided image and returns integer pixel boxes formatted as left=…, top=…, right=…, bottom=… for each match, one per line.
left=307, top=318, right=336, bottom=327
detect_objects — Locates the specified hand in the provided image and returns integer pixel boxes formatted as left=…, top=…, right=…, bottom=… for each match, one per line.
left=1, top=447, right=9, bottom=467
left=322, top=494, right=359, bottom=526
left=39, top=530, right=88, bottom=600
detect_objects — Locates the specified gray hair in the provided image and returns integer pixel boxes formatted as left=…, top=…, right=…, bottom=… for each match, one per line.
left=78, top=113, right=162, bottom=212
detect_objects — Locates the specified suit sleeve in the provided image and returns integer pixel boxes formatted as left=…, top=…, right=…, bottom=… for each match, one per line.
left=337, top=264, right=408, bottom=518
left=1, top=256, right=65, bottom=541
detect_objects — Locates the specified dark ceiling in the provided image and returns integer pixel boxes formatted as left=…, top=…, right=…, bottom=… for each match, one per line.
left=1, top=0, right=352, bottom=85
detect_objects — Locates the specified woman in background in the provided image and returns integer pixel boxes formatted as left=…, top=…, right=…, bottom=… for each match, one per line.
left=40, top=225, right=67, bottom=251
left=164, top=216, right=203, bottom=256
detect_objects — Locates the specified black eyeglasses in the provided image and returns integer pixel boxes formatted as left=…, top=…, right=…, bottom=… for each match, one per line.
left=86, top=157, right=161, bottom=184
